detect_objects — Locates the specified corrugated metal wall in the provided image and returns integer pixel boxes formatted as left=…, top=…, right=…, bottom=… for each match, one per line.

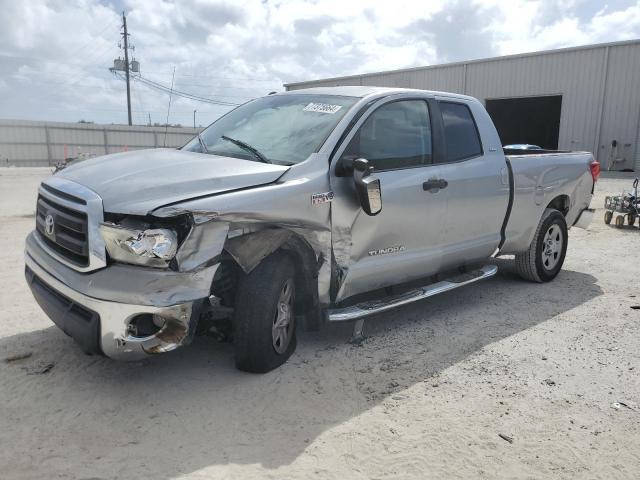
left=286, top=40, right=640, bottom=171
left=463, top=47, right=606, bottom=155
left=599, top=43, right=640, bottom=171
left=636, top=108, right=640, bottom=172
left=363, top=64, right=466, bottom=92
left=0, top=120, right=201, bottom=167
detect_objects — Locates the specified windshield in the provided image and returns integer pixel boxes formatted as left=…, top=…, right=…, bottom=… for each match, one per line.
left=183, top=94, right=358, bottom=165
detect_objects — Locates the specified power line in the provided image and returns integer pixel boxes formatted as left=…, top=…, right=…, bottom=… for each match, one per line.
left=139, top=69, right=281, bottom=82
left=135, top=74, right=241, bottom=106
left=143, top=77, right=276, bottom=94
left=113, top=71, right=242, bottom=106
left=107, top=13, right=242, bottom=120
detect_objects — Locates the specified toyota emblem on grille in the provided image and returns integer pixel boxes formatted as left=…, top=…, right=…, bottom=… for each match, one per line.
left=44, top=214, right=55, bottom=236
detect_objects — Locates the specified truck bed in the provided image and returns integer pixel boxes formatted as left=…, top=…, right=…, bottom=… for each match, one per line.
left=500, top=150, right=595, bottom=254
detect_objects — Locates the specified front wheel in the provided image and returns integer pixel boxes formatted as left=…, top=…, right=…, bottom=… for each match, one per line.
left=233, top=252, right=297, bottom=373
left=515, top=209, right=568, bottom=283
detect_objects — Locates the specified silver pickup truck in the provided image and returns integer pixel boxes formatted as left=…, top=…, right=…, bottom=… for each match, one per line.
left=25, top=86, right=599, bottom=372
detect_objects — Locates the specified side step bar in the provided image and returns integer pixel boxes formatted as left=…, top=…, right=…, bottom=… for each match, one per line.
left=327, top=264, right=498, bottom=323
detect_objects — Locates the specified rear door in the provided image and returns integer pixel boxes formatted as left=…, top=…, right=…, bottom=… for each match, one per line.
left=433, top=98, right=509, bottom=269
left=329, top=95, right=447, bottom=302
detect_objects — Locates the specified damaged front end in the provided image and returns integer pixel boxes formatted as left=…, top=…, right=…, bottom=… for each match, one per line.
left=26, top=151, right=336, bottom=361
left=118, top=302, right=201, bottom=355
left=24, top=205, right=223, bottom=360
left=24, top=243, right=210, bottom=359
left=85, top=205, right=326, bottom=358
left=148, top=164, right=337, bottom=335
left=90, top=212, right=229, bottom=358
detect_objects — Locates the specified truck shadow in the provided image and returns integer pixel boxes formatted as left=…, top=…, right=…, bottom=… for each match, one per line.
left=1, top=260, right=602, bottom=478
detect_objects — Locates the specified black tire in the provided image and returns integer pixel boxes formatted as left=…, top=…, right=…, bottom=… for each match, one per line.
left=234, top=252, right=297, bottom=373
left=604, top=210, right=613, bottom=224
left=628, top=214, right=636, bottom=226
left=515, top=209, right=568, bottom=283
left=615, top=215, right=624, bottom=228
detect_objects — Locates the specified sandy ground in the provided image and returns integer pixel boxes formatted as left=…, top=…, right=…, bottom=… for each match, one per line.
left=0, top=167, right=639, bottom=480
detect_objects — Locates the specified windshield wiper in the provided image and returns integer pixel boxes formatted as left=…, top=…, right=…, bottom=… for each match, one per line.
left=197, top=133, right=209, bottom=154
left=221, top=135, right=271, bottom=164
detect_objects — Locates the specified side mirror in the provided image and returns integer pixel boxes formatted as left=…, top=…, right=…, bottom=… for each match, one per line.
left=352, top=158, right=382, bottom=216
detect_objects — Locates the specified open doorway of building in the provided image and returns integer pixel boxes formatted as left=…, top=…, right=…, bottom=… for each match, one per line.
left=485, top=95, right=562, bottom=150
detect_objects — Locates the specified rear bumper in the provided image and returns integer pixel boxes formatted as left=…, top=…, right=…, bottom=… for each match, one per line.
left=24, top=244, right=209, bottom=361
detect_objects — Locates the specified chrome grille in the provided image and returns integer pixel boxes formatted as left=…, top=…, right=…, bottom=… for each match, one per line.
left=36, top=195, right=89, bottom=266
left=34, top=177, right=107, bottom=272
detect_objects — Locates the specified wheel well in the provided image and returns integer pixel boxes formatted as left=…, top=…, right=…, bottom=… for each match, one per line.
left=212, top=230, right=319, bottom=313
left=279, top=237, right=319, bottom=313
left=546, top=195, right=570, bottom=216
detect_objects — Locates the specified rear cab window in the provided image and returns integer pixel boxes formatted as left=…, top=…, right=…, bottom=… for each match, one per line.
left=439, top=101, right=483, bottom=162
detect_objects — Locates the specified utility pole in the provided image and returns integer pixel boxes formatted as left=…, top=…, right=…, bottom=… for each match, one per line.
left=122, top=12, right=132, bottom=126
left=109, top=13, right=139, bottom=125
left=193, top=109, right=197, bottom=128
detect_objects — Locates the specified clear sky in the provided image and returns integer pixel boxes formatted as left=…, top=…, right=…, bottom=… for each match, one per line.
left=1, top=0, right=639, bottom=127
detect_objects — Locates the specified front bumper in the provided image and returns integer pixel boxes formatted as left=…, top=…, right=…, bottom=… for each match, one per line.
left=24, top=231, right=218, bottom=360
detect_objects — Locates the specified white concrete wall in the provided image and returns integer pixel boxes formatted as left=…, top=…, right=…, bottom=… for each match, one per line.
left=0, top=120, right=201, bottom=167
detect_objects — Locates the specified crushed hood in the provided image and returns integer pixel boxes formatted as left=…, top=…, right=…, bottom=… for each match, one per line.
left=55, top=148, right=289, bottom=215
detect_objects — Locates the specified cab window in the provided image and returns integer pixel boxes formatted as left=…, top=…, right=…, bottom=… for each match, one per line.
left=439, top=101, right=482, bottom=162
left=342, top=100, right=432, bottom=171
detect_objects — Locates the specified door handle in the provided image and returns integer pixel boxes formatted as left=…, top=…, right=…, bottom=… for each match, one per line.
left=423, top=178, right=448, bottom=192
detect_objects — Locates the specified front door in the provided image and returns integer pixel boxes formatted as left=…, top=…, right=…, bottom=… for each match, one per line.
left=329, top=96, right=447, bottom=302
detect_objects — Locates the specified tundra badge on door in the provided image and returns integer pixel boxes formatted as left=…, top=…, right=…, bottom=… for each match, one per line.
left=368, top=246, right=406, bottom=256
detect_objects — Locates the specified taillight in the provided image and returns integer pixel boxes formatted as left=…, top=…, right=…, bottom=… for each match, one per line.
left=590, top=160, right=600, bottom=182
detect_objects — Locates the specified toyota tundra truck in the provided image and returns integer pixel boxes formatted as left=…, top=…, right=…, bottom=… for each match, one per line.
left=24, top=86, right=599, bottom=373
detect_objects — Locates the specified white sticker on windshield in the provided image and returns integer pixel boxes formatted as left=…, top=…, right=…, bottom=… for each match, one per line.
left=303, top=102, right=343, bottom=114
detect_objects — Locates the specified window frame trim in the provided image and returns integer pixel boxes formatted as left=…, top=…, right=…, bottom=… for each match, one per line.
left=435, top=100, right=485, bottom=164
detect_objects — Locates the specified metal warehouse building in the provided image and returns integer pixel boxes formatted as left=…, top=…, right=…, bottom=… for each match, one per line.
left=285, top=39, right=640, bottom=172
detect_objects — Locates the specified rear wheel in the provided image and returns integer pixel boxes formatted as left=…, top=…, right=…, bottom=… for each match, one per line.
left=233, top=252, right=297, bottom=373
left=515, top=209, right=568, bottom=283
left=615, top=215, right=624, bottom=228
left=628, top=214, right=636, bottom=226
left=604, top=210, right=613, bottom=224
